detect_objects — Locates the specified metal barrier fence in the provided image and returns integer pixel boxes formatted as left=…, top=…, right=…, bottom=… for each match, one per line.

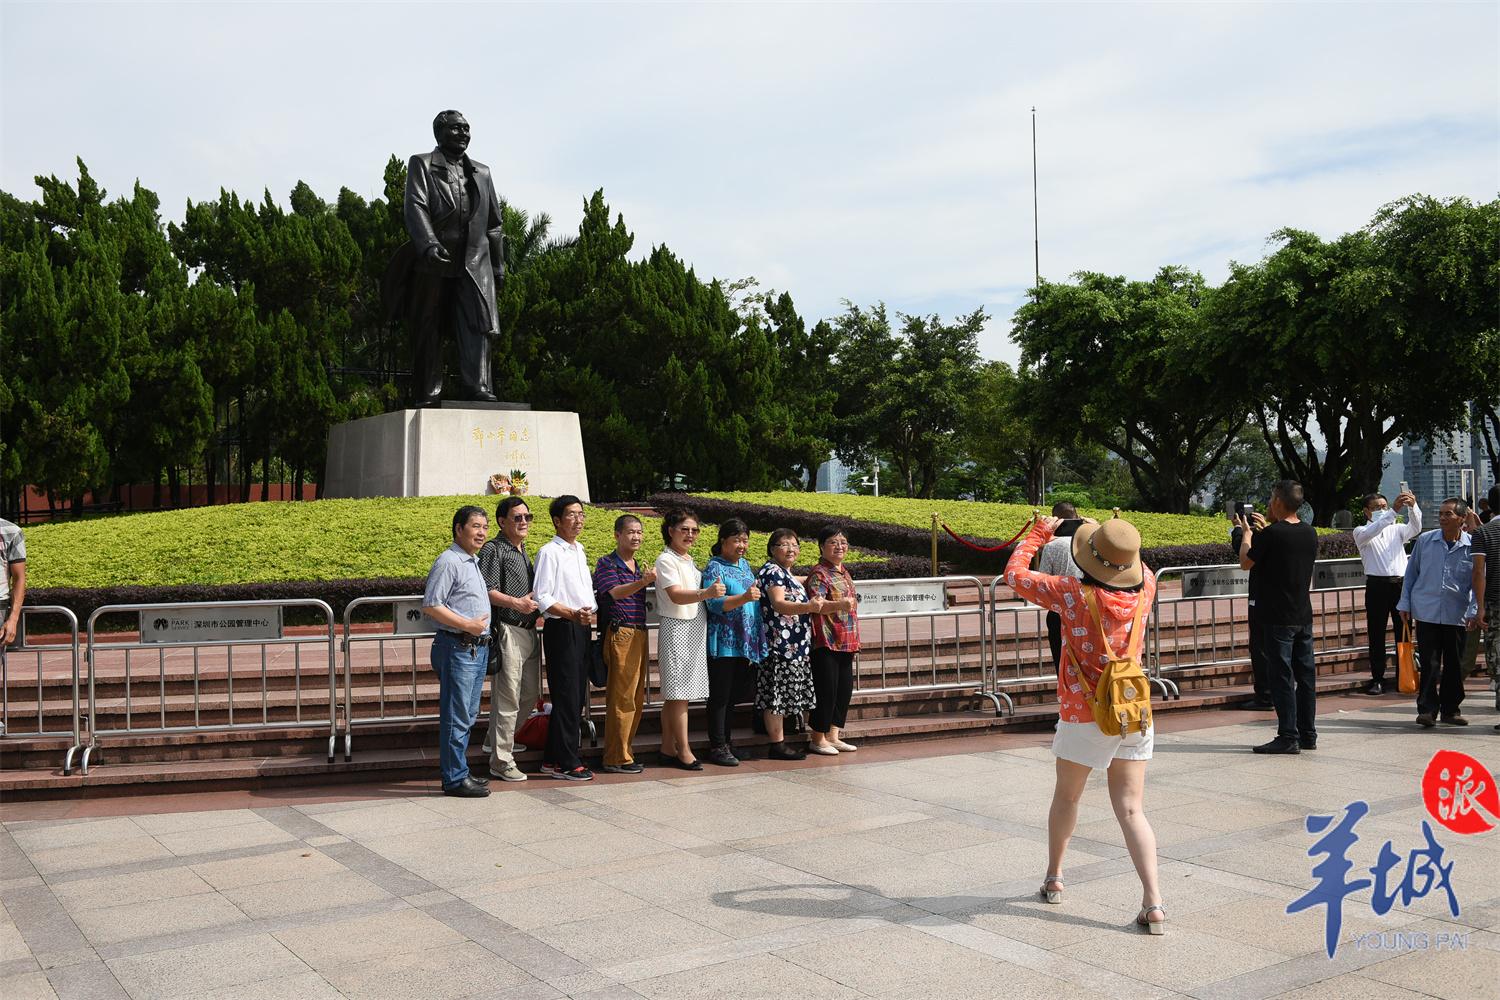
left=339, top=579, right=997, bottom=757
left=80, top=599, right=337, bottom=772
left=850, top=575, right=1001, bottom=712
left=338, top=596, right=602, bottom=761
left=1148, top=557, right=1373, bottom=699
left=1, top=607, right=82, bottom=757
left=340, top=594, right=440, bottom=761
left=10, top=564, right=1416, bottom=775
left=983, top=575, right=1049, bottom=716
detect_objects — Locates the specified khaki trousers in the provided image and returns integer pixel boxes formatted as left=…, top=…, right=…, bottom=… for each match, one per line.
left=603, top=625, right=647, bottom=766
left=488, top=622, right=541, bottom=770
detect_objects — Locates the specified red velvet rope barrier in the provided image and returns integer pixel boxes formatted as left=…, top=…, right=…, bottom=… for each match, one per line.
left=939, top=517, right=1034, bottom=553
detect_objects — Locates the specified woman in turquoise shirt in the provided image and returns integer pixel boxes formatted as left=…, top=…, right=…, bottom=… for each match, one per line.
left=702, top=519, right=765, bottom=767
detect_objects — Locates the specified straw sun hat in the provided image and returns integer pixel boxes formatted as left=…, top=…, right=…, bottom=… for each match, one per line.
left=1069, top=511, right=1143, bottom=588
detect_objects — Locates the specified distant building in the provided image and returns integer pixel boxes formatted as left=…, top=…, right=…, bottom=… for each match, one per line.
left=815, top=457, right=852, bottom=494
left=1402, top=406, right=1490, bottom=520
left=1377, top=448, right=1404, bottom=505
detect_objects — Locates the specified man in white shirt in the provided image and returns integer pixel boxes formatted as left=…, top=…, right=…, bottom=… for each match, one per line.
left=532, top=495, right=597, bottom=781
left=1353, top=489, right=1421, bottom=695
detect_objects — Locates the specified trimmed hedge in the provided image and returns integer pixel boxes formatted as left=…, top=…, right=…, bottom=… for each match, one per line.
left=28, top=556, right=931, bottom=628
left=653, top=493, right=1358, bottom=575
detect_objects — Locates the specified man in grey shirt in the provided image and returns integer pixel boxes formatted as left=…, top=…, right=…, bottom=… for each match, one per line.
left=1036, top=502, right=1085, bottom=671
left=1, top=518, right=25, bottom=648
left=423, top=505, right=493, bottom=797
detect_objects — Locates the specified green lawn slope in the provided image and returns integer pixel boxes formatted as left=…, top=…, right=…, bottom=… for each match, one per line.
left=24, top=497, right=859, bottom=590
left=695, top=492, right=1251, bottom=547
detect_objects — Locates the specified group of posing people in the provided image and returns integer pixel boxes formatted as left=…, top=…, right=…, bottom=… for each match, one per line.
left=420, top=497, right=864, bottom=797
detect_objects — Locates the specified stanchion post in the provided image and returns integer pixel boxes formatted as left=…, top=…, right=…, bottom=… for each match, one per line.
left=930, top=514, right=939, bottom=577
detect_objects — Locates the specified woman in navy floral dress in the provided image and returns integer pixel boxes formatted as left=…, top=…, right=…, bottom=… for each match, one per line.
left=755, top=529, right=823, bottom=760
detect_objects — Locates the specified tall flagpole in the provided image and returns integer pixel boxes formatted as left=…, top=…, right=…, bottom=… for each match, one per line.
left=1031, top=106, right=1040, bottom=293
left=1032, top=106, right=1044, bottom=506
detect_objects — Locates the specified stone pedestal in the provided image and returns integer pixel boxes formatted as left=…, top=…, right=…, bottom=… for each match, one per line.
left=323, top=407, right=590, bottom=501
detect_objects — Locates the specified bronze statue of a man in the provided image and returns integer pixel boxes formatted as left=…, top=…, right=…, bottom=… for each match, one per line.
left=387, top=110, right=505, bottom=405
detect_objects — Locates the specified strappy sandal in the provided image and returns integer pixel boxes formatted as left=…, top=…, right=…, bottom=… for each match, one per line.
left=1039, top=874, right=1064, bottom=904
left=1136, top=904, right=1166, bottom=935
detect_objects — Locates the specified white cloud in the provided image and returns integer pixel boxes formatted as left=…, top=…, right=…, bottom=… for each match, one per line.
left=3, top=1, right=1494, bottom=370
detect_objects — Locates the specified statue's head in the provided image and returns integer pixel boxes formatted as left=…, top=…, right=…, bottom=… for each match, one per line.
left=432, top=110, right=470, bottom=157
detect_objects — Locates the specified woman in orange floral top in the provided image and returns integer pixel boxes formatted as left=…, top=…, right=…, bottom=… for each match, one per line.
left=1006, top=513, right=1166, bottom=935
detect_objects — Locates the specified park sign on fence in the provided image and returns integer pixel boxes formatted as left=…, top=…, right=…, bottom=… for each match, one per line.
left=855, top=579, right=948, bottom=615
left=141, top=606, right=284, bottom=644
left=1179, top=567, right=1251, bottom=598
left=392, top=599, right=430, bottom=635
left=1179, top=560, right=1367, bottom=599
left=1312, top=560, right=1366, bottom=591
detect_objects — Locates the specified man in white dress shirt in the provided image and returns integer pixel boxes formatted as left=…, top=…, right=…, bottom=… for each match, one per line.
left=532, top=495, right=598, bottom=780
left=1353, top=489, right=1421, bottom=695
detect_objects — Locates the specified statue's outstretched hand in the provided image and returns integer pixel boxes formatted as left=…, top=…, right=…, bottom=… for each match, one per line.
left=425, top=245, right=452, bottom=264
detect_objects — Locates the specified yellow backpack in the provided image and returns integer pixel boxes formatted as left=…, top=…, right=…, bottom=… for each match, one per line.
left=1065, top=586, right=1153, bottom=736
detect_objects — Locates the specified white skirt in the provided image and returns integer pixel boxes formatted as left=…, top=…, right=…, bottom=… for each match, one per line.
left=658, top=614, right=710, bottom=701
left=1052, top=720, right=1153, bottom=769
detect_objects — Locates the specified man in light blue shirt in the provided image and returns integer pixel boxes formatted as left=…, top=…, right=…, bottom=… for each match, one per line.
left=1397, top=497, right=1478, bottom=728
left=423, top=505, right=493, bottom=796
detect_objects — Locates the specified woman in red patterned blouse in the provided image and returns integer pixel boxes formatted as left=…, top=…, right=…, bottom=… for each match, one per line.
left=806, top=526, right=860, bottom=755
left=1005, top=513, right=1166, bottom=935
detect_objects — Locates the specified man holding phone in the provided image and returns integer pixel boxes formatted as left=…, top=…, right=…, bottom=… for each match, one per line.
left=1353, top=487, right=1421, bottom=694
left=1237, top=480, right=1320, bottom=754
left=1228, top=502, right=1273, bottom=708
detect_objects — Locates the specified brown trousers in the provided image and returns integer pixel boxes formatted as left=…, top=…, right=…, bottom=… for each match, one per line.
left=603, top=626, right=648, bottom=765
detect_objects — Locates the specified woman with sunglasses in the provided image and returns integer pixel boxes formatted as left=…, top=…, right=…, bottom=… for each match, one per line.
left=653, top=507, right=724, bottom=770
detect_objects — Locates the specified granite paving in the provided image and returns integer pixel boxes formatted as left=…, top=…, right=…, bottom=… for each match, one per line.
left=2, top=697, right=1496, bottom=999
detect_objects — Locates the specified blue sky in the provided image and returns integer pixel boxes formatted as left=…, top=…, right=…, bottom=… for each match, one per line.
left=3, top=2, right=1496, bottom=365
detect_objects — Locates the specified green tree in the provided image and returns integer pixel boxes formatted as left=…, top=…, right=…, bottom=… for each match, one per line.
left=1210, top=195, right=1500, bottom=522
left=826, top=304, right=983, bottom=498
left=1, top=161, right=132, bottom=514
left=1013, top=267, right=1245, bottom=513
left=727, top=282, right=837, bottom=489
left=960, top=360, right=1068, bottom=504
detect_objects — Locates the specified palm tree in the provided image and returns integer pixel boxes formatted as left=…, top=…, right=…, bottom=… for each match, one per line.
left=501, top=204, right=575, bottom=274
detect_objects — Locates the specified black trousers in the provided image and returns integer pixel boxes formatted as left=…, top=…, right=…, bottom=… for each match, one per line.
left=1265, top=623, right=1317, bottom=741
left=706, top=656, right=755, bottom=747
left=408, top=271, right=491, bottom=404
left=1365, top=578, right=1404, bottom=683
left=1046, top=611, right=1063, bottom=671
left=809, top=648, right=855, bottom=732
left=1414, top=620, right=1465, bottom=718
left=1247, top=604, right=1271, bottom=700
left=542, top=619, right=589, bottom=771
